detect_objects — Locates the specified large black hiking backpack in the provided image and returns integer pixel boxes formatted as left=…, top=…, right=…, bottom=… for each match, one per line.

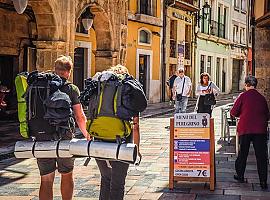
left=26, top=71, right=75, bottom=141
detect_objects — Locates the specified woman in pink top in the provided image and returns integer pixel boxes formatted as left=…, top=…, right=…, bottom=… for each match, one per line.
left=231, top=75, right=269, bottom=189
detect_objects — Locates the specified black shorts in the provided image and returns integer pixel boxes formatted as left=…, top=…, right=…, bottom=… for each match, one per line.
left=37, top=157, right=75, bottom=176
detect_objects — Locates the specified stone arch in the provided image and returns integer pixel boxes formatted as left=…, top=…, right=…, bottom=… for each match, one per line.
left=75, top=1, right=114, bottom=51
left=28, top=0, right=59, bottom=40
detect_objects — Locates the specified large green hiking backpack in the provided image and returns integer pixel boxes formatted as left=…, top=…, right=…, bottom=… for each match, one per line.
left=15, top=73, right=29, bottom=138
left=86, top=76, right=132, bottom=141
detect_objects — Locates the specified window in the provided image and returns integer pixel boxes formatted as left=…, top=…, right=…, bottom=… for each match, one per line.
left=139, top=0, right=152, bottom=15
left=139, top=29, right=151, bottom=45
left=266, top=0, right=270, bottom=13
left=240, top=28, right=245, bottom=44
left=207, top=56, right=212, bottom=76
left=234, top=0, right=240, bottom=9
left=233, top=25, right=239, bottom=42
left=200, top=55, right=206, bottom=74
left=216, top=58, right=221, bottom=87
left=241, top=0, right=247, bottom=12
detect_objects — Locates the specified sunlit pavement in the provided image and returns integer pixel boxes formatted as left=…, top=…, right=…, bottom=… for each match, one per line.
left=0, top=105, right=270, bottom=200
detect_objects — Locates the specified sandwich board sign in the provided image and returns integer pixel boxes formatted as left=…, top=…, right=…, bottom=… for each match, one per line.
left=169, top=113, right=215, bottom=191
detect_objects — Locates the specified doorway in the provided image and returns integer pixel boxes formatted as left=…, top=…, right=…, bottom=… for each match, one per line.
left=139, top=54, right=150, bottom=98
left=74, top=47, right=85, bottom=91
left=232, top=59, right=243, bottom=92
left=0, top=55, right=19, bottom=113
left=0, top=55, right=18, bottom=91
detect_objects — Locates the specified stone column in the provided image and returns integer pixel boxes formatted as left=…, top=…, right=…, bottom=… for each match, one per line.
left=33, top=41, right=67, bottom=71
left=95, top=50, right=119, bottom=72
left=255, top=27, right=270, bottom=107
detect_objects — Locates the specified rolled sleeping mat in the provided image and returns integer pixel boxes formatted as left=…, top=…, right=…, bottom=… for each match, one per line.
left=34, top=140, right=73, bottom=158
left=14, top=140, right=35, bottom=158
left=69, top=139, right=138, bottom=163
left=58, top=140, right=73, bottom=158
left=69, top=138, right=90, bottom=157
left=117, top=143, right=138, bottom=164
left=14, top=140, right=73, bottom=158
left=89, top=141, right=119, bottom=160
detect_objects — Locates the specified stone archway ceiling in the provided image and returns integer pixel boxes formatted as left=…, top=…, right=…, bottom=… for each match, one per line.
left=28, top=0, right=59, bottom=40
left=75, top=0, right=114, bottom=51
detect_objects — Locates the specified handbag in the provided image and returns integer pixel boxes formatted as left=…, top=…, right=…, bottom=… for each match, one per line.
left=204, top=82, right=216, bottom=105
left=176, top=77, right=185, bottom=101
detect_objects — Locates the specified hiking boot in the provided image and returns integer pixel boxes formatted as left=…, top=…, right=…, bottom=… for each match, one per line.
left=260, top=181, right=268, bottom=190
left=234, top=174, right=245, bottom=183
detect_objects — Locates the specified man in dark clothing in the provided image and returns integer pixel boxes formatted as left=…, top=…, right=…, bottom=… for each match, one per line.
left=166, top=73, right=177, bottom=102
left=37, top=56, right=88, bottom=200
left=230, top=75, right=269, bottom=189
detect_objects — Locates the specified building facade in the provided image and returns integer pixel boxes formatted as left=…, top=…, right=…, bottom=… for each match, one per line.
left=196, top=0, right=231, bottom=93
left=195, top=0, right=249, bottom=94
left=126, top=0, right=162, bottom=103
left=230, top=0, right=250, bottom=91
left=0, top=0, right=127, bottom=92
left=164, top=0, right=198, bottom=100
left=254, top=0, right=270, bottom=105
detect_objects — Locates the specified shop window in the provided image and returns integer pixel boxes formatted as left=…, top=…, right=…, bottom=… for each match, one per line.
left=170, top=20, right=177, bottom=58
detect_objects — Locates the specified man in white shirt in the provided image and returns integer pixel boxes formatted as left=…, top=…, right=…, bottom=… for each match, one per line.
left=172, top=67, right=192, bottom=113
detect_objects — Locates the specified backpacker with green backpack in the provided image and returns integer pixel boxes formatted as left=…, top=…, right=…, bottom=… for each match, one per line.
left=15, top=71, right=75, bottom=141
left=82, top=71, right=147, bottom=141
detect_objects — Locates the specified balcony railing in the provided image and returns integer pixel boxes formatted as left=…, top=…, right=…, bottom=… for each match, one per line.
left=170, top=40, right=177, bottom=58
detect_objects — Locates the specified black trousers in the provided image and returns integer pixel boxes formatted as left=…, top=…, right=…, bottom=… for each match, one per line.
left=197, top=96, right=212, bottom=116
left=235, top=134, right=268, bottom=182
left=96, top=159, right=129, bottom=200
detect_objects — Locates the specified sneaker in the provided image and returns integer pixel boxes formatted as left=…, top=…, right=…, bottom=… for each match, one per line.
left=233, top=174, right=245, bottom=183
left=260, top=181, right=268, bottom=190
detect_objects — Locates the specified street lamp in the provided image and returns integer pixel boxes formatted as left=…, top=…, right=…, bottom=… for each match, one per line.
left=12, top=0, right=28, bottom=14
left=195, top=2, right=211, bottom=34
left=202, top=2, right=211, bottom=18
left=81, top=7, right=94, bottom=31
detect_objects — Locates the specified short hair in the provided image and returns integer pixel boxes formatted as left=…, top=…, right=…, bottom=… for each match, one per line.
left=200, top=72, right=210, bottom=85
left=245, top=75, right=257, bottom=88
left=109, top=64, right=129, bottom=75
left=178, top=67, right=185, bottom=72
left=54, top=55, right=73, bottom=72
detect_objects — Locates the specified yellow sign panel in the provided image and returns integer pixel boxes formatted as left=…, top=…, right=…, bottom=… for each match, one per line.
left=174, top=128, right=210, bottom=139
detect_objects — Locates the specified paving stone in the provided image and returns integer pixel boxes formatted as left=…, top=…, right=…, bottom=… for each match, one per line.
left=241, top=196, right=270, bottom=200
left=141, top=192, right=163, bottom=199
left=159, top=193, right=196, bottom=200
left=195, top=194, right=240, bottom=200
left=75, top=189, right=100, bottom=198
left=224, top=189, right=270, bottom=197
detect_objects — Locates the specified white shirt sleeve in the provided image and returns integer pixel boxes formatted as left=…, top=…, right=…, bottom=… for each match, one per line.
left=210, top=81, right=221, bottom=95
left=195, top=84, right=202, bottom=96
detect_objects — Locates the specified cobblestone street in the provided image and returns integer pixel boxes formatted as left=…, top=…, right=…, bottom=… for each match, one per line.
left=0, top=105, right=270, bottom=199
